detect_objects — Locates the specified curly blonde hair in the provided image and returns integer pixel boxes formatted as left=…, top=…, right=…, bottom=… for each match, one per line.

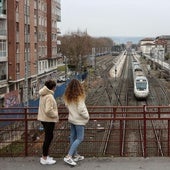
left=64, top=79, right=85, bottom=104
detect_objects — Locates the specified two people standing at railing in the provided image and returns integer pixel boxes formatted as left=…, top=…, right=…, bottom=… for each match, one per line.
left=37, top=79, right=89, bottom=166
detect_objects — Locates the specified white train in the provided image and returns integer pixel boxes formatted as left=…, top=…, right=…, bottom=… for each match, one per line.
left=132, top=59, right=149, bottom=99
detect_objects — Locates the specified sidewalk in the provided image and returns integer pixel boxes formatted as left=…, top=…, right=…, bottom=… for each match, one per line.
left=1, top=157, right=170, bottom=170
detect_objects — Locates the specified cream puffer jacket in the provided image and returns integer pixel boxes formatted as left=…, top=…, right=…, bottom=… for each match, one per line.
left=65, top=100, right=89, bottom=126
left=37, top=86, right=59, bottom=122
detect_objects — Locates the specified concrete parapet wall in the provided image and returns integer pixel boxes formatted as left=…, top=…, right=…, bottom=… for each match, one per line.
left=109, top=53, right=126, bottom=78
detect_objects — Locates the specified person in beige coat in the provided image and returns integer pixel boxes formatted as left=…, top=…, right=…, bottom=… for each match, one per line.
left=63, top=79, right=89, bottom=166
left=37, top=80, right=59, bottom=165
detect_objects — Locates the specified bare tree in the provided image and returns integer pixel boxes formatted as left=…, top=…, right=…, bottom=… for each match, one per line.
left=59, top=30, right=92, bottom=71
left=58, top=30, right=113, bottom=72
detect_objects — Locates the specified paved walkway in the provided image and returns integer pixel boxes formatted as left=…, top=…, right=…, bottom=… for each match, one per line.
left=1, top=157, right=170, bottom=170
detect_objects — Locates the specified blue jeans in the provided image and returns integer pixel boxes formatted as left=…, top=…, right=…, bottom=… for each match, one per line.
left=68, top=124, right=84, bottom=156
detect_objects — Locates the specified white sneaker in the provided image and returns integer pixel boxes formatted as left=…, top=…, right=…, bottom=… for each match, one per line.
left=40, top=157, right=56, bottom=165
left=64, top=156, right=77, bottom=166
left=47, top=156, right=53, bottom=160
left=73, top=154, right=84, bottom=162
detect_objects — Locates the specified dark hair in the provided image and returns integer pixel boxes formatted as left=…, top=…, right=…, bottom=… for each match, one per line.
left=45, top=80, right=56, bottom=90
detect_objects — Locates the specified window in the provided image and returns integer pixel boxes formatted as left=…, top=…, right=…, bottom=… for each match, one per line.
left=0, top=40, right=6, bottom=57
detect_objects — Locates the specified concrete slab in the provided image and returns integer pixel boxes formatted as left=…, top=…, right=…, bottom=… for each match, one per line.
left=1, top=157, right=170, bottom=170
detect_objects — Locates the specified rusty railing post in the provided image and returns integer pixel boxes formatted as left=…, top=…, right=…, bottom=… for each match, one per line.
left=24, top=107, right=28, bottom=156
left=143, top=105, right=147, bottom=158
left=168, top=120, right=170, bottom=156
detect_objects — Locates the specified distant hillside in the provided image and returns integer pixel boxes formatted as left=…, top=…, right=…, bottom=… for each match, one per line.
left=111, top=36, right=145, bottom=44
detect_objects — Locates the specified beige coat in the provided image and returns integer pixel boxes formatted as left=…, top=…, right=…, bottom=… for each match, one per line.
left=65, top=99, right=89, bottom=126
left=37, top=86, right=59, bottom=122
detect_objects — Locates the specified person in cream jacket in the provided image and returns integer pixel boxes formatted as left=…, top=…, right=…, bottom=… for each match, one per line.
left=37, top=80, right=59, bottom=165
left=63, top=79, right=89, bottom=166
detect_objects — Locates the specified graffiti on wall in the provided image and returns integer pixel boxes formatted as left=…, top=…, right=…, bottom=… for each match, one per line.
left=4, top=90, right=20, bottom=108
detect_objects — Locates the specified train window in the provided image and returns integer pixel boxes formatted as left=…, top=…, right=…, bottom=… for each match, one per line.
left=136, top=82, right=147, bottom=90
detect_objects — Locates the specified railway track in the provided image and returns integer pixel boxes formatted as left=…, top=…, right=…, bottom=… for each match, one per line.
left=3, top=52, right=169, bottom=157
left=101, top=52, right=170, bottom=157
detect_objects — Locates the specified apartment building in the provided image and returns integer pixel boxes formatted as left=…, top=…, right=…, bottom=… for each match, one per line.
left=0, top=0, right=61, bottom=107
left=0, top=0, right=7, bottom=107
left=155, top=35, right=170, bottom=57
left=139, top=38, right=155, bottom=55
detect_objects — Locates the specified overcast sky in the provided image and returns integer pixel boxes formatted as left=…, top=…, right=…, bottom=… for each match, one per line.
left=59, top=0, right=170, bottom=38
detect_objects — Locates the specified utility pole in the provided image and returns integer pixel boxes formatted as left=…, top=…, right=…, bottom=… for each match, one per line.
left=92, top=47, right=96, bottom=74
left=24, top=0, right=29, bottom=107
left=64, top=56, right=68, bottom=84
left=35, top=0, right=39, bottom=98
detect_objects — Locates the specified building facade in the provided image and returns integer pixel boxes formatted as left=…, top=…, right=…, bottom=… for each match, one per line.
left=0, top=0, right=61, bottom=107
left=139, top=38, right=155, bottom=55
left=155, top=35, right=170, bottom=58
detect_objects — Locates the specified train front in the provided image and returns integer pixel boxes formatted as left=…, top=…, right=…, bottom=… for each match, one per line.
left=134, top=76, right=149, bottom=99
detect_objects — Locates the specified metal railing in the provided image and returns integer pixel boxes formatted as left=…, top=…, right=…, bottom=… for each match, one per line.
left=0, top=105, right=170, bottom=157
